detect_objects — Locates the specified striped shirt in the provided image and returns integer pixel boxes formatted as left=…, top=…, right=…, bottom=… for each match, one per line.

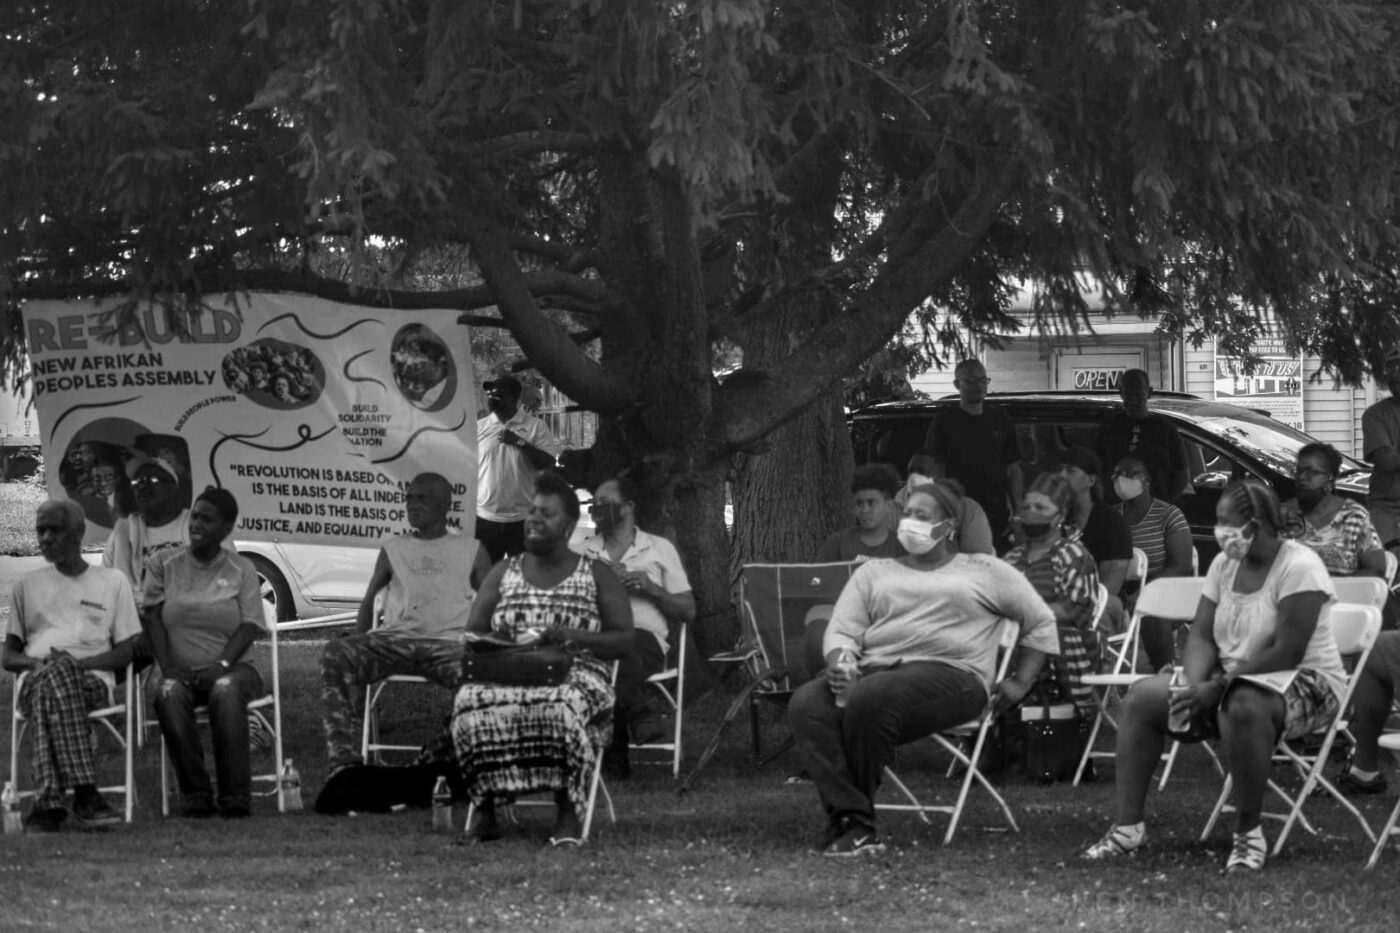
left=1118, top=498, right=1190, bottom=579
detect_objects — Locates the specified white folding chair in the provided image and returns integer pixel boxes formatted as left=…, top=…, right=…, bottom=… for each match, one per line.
left=359, top=593, right=459, bottom=763
left=876, top=619, right=1020, bottom=844
left=1074, top=577, right=1208, bottom=786
left=1127, top=547, right=1149, bottom=584
left=1364, top=732, right=1400, bottom=869
left=630, top=622, right=687, bottom=777
left=462, top=661, right=618, bottom=842
left=159, top=603, right=287, bottom=814
left=1200, top=602, right=1383, bottom=855
left=1384, top=550, right=1398, bottom=590
left=8, top=663, right=137, bottom=822
left=1331, top=576, right=1388, bottom=611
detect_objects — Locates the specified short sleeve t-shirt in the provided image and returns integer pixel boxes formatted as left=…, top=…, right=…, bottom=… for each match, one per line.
left=477, top=410, right=566, bottom=522
left=924, top=406, right=1020, bottom=531
left=380, top=532, right=479, bottom=639
left=103, top=511, right=189, bottom=593
left=575, top=529, right=691, bottom=654
left=816, top=527, right=905, bottom=563
left=8, top=565, right=141, bottom=688
left=1281, top=499, right=1384, bottom=576
left=1202, top=541, right=1344, bottom=697
left=143, top=549, right=265, bottom=669
left=1120, top=498, right=1191, bottom=578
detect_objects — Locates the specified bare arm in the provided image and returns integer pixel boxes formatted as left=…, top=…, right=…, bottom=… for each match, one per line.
left=1356, top=547, right=1388, bottom=579
left=2, top=635, right=39, bottom=674
left=1159, top=523, right=1196, bottom=578
left=1005, top=461, right=1025, bottom=510
left=993, top=646, right=1049, bottom=714
left=144, top=604, right=184, bottom=678
left=469, top=546, right=494, bottom=590
left=355, top=550, right=392, bottom=634
left=465, top=562, right=509, bottom=635
left=1098, top=558, right=1129, bottom=597
left=76, top=635, right=138, bottom=673
left=1180, top=595, right=1221, bottom=685
left=546, top=561, right=634, bottom=659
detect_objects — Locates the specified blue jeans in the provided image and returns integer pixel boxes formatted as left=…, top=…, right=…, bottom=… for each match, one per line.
left=788, top=660, right=986, bottom=833
left=155, top=664, right=263, bottom=809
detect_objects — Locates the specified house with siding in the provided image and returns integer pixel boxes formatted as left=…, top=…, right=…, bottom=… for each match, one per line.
left=910, top=287, right=1380, bottom=460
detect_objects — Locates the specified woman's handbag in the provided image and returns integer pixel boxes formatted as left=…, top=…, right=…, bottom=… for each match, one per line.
left=461, top=638, right=574, bottom=687
left=1021, top=681, right=1088, bottom=784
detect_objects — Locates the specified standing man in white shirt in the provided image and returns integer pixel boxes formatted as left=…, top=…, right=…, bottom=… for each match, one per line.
left=476, top=373, right=566, bottom=563
left=575, top=475, right=695, bottom=776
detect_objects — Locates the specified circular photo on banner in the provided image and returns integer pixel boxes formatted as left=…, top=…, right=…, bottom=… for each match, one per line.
left=390, top=324, right=456, bottom=412
left=222, top=339, right=325, bottom=410
left=59, top=422, right=192, bottom=533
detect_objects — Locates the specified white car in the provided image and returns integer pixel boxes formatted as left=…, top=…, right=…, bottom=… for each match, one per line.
left=237, top=509, right=600, bottom=624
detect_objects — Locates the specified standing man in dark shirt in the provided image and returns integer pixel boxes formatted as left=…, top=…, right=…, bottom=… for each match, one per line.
left=1096, top=369, right=1189, bottom=504
left=924, top=359, right=1023, bottom=546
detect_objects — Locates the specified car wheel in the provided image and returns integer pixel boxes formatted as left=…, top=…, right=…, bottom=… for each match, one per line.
left=244, top=553, right=295, bottom=623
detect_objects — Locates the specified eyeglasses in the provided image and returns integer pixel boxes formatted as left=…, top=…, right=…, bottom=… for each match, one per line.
left=132, top=475, right=171, bottom=489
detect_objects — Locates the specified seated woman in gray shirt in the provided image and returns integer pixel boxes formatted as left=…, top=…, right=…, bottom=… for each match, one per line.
left=788, top=481, right=1060, bottom=857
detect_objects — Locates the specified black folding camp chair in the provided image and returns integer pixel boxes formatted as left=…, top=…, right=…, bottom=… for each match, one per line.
left=679, top=561, right=855, bottom=792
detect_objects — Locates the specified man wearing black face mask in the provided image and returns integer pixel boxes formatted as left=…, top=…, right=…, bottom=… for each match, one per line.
left=574, top=476, right=694, bottom=776
left=476, top=372, right=565, bottom=563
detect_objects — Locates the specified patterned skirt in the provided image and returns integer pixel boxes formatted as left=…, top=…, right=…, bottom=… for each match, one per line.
left=450, top=656, right=614, bottom=813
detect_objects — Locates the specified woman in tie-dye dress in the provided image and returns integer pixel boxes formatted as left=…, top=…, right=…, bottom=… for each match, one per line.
left=454, top=472, right=633, bottom=846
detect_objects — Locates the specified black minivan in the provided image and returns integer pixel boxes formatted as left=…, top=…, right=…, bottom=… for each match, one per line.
left=849, top=391, right=1373, bottom=565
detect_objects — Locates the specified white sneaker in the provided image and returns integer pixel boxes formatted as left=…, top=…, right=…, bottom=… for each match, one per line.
left=1083, top=825, right=1145, bottom=859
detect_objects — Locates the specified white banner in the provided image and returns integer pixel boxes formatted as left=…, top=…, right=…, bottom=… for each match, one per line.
left=23, top=292, right=477, bottom=547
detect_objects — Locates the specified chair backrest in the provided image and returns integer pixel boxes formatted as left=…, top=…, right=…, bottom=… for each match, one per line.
left=1127, top=547, right=1149, bottom=583
left=1089, top=583, right=1110, bottom=632
left=738, top=562, right=856, bottom=688
left=1331, top=576, right=1388, bottom=611
left=1325, top=601, right=1383, bottom=658
left=1133, top=576, right=1208, bottom=623
left=1385, top=551, right=1398, bottom=589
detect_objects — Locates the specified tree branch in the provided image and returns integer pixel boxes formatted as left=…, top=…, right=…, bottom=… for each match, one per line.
left=717, top=160, right=1016, bottom=450
left=459, top=166, right=634, bottom=415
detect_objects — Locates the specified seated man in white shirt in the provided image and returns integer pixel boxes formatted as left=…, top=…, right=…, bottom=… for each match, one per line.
left=320, top=473, right=491, bottom=776
left=575, top=476, right=695, bottom=776
left=3, top=500, right=141, bottom=831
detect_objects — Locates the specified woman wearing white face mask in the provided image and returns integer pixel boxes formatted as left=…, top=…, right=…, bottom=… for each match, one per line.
left=1004, top=472, right=1102, bottom=718
left=893, top=453, right=995, bottom=555
left=1279, top=442, right=1387, bottom=577
left=1113, top=454, right=1195, bottom=670
left=787, top=482, right=1059, bottom=857
left=1084, top=480, right=1343, bottom=872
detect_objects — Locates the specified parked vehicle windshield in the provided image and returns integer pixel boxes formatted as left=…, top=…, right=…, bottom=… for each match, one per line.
left=1190, top=414, right=1368, bottom=478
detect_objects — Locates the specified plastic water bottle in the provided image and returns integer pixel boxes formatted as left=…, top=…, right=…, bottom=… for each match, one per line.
left=1167, top=666, right=1191, bottom=735
left=281, top=758, right=304, bottom=812
left=832, top=649, right=860, bottom=709
left=431, top=775, right=453, bottom=831
left=1, top=781, right=21, bottom=835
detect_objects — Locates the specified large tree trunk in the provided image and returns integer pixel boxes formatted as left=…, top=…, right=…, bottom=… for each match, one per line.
left=731, top=385, right=851, bottom=569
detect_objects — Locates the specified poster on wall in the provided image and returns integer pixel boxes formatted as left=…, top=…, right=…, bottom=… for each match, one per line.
left=1213, top=331, right=1304, bottom=431
left=22, top=292, right=477, bottom=548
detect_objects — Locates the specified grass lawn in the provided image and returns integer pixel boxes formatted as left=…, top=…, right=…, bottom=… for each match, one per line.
left=0, top=481, right=46, bottom=555
left=2, top=641, right=1399, bottom=933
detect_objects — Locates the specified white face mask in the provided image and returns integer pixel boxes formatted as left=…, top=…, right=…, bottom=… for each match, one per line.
left=1214, top=523, right=1254, bottom=560
left=1114, top=476, right=1145, bottom=501
left=897, top=517, right=951, bottom=555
